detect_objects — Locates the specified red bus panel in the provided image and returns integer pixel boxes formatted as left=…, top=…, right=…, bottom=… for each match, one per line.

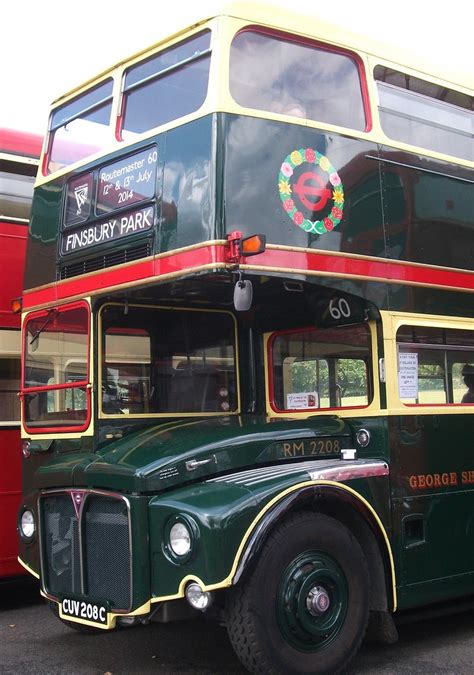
left=0, top=128, right=40, bottom=579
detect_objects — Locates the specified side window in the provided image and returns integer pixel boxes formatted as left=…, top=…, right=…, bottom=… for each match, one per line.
left=374, top=66, right=473, bottom=162
left=230, top=30, right=367, bottom=131
left=396, top=325, right=474, bottom=405
left=0, top=356, right=20, bottom=423
left=270, top=324, right=372, bottom=412
left=23, top=303, right=90, bottom=430
left=0, top=164, right=36, bottom=221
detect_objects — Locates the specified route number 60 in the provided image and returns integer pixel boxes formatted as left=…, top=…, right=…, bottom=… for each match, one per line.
left=329, top=298, right=351, bottom=320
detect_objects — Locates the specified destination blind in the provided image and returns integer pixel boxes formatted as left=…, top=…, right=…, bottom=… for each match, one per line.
left=97, top=147, right=158, bottom=214
left=64, top=146, right=158, bottom=228
left=61, top=205, right=154, bottom=254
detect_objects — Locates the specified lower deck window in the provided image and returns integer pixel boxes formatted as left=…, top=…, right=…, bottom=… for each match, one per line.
left=22, top=303, right=90, bottom=430
left=397, top=325, right=474, bottom=405
left=0, top=334, right=20, bottom=423
left=269, top=324, right=372, bottom=412
left=100, top=304, right=237, bottom=415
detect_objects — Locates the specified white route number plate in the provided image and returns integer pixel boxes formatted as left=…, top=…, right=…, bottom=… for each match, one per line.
left=61, top=597, right=108, bottom=626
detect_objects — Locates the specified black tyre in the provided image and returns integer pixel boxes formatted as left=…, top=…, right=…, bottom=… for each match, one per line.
left=226, top=511, right=369, bottom=674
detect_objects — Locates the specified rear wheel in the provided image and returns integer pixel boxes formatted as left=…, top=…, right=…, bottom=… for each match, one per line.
left=226, top=511, right=369, bottom=674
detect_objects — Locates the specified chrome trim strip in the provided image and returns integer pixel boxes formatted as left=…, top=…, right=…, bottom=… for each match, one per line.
left=38, top=488, right=133, bottom=613
left=208, top=459, right=389, bottom=487
left=308, top=461, right=389, bottom=482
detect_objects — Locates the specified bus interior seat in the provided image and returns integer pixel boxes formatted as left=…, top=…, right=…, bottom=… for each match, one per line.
left=168, top=365, right=219, bottom=412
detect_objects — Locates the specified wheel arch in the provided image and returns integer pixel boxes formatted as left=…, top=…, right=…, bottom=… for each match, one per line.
left=232, top=481, right=396, bottom=612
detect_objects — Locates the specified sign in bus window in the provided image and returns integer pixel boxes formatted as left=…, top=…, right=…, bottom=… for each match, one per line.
left=96, top=148, right=158, bottom=215
left=230, top=30, right=367, bottom=131
left=64, top=173, right=94, bottom=228
left=270, top=325, right=371, bottom=412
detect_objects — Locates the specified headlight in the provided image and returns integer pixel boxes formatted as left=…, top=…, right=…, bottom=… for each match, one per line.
left=169, top=522, right=192, bottom=557
left=20, top=509, right=35, bottom=539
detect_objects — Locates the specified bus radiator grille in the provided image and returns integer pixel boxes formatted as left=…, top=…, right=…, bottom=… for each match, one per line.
left=41, top=492, right=132, bottom=611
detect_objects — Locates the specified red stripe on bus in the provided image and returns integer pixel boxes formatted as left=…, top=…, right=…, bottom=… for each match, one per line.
left=22, top=245, right=474, bottom=310
left=23, top=244, right=228, bottom=309
left=253, top=249, right=474, bottom=289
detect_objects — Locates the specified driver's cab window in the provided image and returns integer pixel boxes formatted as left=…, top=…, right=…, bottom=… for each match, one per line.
left=103, top=329, right=151, bottom=414
left=100, top=304, right=237, bottom=416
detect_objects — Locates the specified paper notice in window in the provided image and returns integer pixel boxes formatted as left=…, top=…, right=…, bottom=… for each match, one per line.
left=399, top=352, right=418, bottom=399
left=287, top=392, right=319, bottom=410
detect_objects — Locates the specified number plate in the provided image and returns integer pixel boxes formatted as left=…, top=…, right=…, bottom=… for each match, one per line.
left=61, top=597, right=109, bottom=627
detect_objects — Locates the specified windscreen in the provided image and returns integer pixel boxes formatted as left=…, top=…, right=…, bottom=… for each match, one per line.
left=101, top=304, right=237, bottom=415
left=47, top=80, right=114, bottom=174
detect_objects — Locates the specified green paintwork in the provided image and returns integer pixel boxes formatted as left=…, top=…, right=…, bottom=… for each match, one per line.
left=389, top=413, right=474, bottom=609
left=277, top=551, right=348, bottom=651
left=31, top=415, right=352, bottom=491
left=146, top=461, right=391, bottom=602
left=24, top=116, right=217, bottom=291
left=20, top=111, right=474, bottom=621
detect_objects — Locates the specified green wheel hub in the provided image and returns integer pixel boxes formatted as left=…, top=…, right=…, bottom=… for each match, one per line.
left=277, top=550, right=349, bottom=651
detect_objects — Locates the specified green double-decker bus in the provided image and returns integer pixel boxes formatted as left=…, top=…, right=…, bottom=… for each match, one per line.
left=18, top=3, right=473, bottom=673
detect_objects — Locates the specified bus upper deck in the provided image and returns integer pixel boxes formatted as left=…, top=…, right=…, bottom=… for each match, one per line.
left=23, top=2, right=472, bottom=311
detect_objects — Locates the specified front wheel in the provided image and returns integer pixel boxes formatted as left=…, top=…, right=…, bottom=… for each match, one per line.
left=226, top=511, right=369, bottom=674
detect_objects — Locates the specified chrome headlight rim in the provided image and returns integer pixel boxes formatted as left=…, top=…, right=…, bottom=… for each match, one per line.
left=19, top=508, right=36, bottom=541
left=164, top=514, right=199, bottom=564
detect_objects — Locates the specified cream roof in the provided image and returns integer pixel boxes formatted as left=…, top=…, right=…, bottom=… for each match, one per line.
left=54, top=0, right=472, bottom=105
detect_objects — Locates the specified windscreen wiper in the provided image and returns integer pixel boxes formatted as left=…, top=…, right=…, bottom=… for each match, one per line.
left=29, top=308, right=58, bottom=346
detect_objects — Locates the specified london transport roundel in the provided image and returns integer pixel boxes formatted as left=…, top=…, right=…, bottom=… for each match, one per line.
left=278, top=148, right=344, bottom=235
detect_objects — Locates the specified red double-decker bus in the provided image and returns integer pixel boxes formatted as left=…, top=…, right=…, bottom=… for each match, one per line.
left=0, top=128, right=41, bottom=579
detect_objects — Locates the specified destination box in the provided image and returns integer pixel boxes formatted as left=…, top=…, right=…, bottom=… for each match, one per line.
left=61, top=205, right=154, bottom=255
left=96, top=147, right=158, bottom=214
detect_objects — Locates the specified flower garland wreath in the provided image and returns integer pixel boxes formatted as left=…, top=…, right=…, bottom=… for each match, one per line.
left=278, top=148, right=345, bottom=234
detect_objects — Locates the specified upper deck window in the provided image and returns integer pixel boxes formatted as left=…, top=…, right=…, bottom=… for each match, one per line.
left=46, top=80, right=114, bottom=174
left=375, top=66, right=473, bottom=161
left=230, top=30, right=367, bottom=131
left=0, top=163, right=36, bottom=221
left=121, top=31, right=211, bottom=138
